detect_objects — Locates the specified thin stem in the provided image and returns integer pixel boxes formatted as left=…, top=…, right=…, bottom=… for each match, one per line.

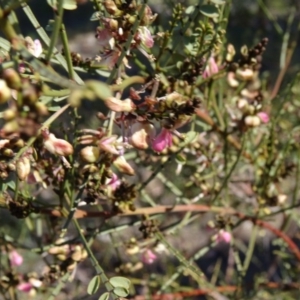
left=45, top=0, right=64, bottom=63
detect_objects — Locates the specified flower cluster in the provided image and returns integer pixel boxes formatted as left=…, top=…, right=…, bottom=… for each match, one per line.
left=94, top=1, right=156, bottom=69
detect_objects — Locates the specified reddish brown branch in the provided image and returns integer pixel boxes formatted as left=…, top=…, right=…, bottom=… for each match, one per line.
left=131, top=282, right=300, bottom=300
left=40, top=203, right=300, bottom=261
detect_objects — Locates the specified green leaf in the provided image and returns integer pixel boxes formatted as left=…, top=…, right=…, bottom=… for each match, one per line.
left=87, top=275, right=101, bottom=295
left=109, top=276, right=131, bottom=289
left=210, top=0, right=225, bottom=4
left=185, top=5, right=195, bottom=14
left=98, top=292, right=110, bottom=300
left=179, top=131, right=198, bottom=148
left=85, top=80, right=112, bottom=101
left=47, top=0, right=77, bottom=10
left=113, top=287, right=129, bottom=298
left=199, top=5, right=219, bottom=18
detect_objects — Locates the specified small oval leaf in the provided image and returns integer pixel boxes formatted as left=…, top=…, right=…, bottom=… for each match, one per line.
left=90, top=11, right=102, bottom=21
left=47, top=0, right=77, bottom=10
left=109, top=276, right=131, bottom=289
left=87, top=275, right=101, bottom=295
left=199, top=5, right=219, bottom=18
left=210, top=0, right=225, bottom=4
left=113, top=287, right=129, bottom=298
left=98, top=292, right=110, bottom=300
left=185, top=5, right=195, bottom=15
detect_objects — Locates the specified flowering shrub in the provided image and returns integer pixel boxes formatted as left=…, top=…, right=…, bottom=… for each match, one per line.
left=0, top=0, right=300, bottom=299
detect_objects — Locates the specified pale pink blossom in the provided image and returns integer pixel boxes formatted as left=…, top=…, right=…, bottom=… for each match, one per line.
left=96, top=28, right=115, bottom=50
left=202, top=56, right=219, bottom=78
left=95, top=50, right=131, bottom=70
left=137, top=26, right=154, bottom=48
left=216, top=230, right=231, bottom=244
left=257, top=112, right=269, bottom=124
left=42, top=129, right=73, bottom=157
left=151, top=128, right=173, bottom=152
left=9, top=250, right=23, bottom=266
left=25, top=37, right=42, bottom=57
left=98, top=135, right=120, bottom=155
left=142, top=249, right=157, bottom=264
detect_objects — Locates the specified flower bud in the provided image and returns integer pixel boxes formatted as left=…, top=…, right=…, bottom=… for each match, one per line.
left=104, top=97, right=135, bottom=112
left=129, top=122, right=156, bottom=150
left=0, top=79, right=11, bottom=104
left=113, top=156, right=135, bottom=175
left=236, top=98, right=249, bottom=113
left=9, top=250, right=23, bottom=266
left=241, top=89, right=258, bottom=99
left=34, top=102, right=49, bottom=116
left=244, top=115, right=261, bottom=127
left=165, top=92, right=185, bottom=107
left=277, top=194, right=287, bottom=205
left=2, top=69, right=21, bottom=90
left=139, top=5, right=157, bottom=25
left=226, top=44, right=236, bottom=62
left=257, top=112, right=269, bottom=124
left=16, top=157, right=31, bottom=181
left=42, top=129, right=73, bottom=156
left=2, top=109, right=16, bottom=121
left=2, top=120, right=19, bottom=134
left=236, top=68, right=254, bottom=81
left=103, top=0, right=123, bottom=16
left=227, top=72, right=239, bottom=88
left=3, top=148, right=14, bottom=157
left=80, top=146, right=100, bottom=163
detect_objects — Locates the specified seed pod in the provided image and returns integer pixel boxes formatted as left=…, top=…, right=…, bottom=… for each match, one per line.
left=113, top=156, right=135, bottom=175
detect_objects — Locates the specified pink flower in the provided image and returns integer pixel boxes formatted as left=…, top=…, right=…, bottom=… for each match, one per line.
left=202, top=56, right=219, bottom=78
left=137, top=27, right=154, bottom=48
left=151, top=128, right=173, bottom=152
left=142, top=249, right=157, bottom=264
left=9, top=250, right=23, bottom=266
left=106, top=173, right=121, bottom=190
left=17, top=282, right=33, bottom=293
left=257, top=112, right=269, bottom=124
left=216, top=230, right=231, bottom=244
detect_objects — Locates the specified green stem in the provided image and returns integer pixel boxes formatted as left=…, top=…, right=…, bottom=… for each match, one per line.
left=46, top=0, right=64, bottom=63
left=60, top=23, right=75, bottom=79
left=72, top=218, right=116, bottom=297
